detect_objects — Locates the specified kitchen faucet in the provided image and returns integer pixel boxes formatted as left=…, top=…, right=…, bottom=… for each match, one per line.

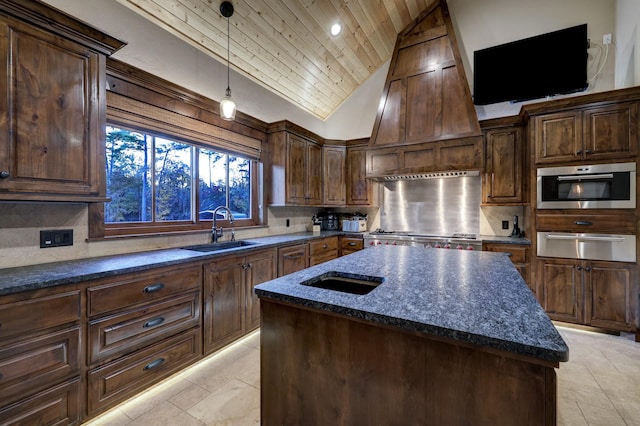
left=212, top=206, right=234, bottom=243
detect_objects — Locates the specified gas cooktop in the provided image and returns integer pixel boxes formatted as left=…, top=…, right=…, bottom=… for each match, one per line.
left=370, top=229, right=477, bottom=239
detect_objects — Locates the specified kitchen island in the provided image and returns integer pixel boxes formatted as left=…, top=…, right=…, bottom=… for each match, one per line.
left=255, top=245, right=568, bottom=426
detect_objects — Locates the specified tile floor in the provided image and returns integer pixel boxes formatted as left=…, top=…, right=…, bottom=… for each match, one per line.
left=84, top=326, right=640, bottom=426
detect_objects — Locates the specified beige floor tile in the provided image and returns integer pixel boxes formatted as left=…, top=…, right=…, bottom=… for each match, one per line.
left=83, top=408, right=132, bottom=426
left=119, top=377, right=193, bottom=420
left=169, top=383, right=212, bottom=411
left=128, top=401, right=204, bottom=426
left=558, top=398, right=588, bottom=426
left=577, top=401, right=626, bottom=426
left=187, top=378, right=260, bottom=426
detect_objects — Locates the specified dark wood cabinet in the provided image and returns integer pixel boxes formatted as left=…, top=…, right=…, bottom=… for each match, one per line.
left=0, top=285, right=82, bottom=423
left=0, top=1, right=124, bottom=201
left=482, top=126, right=525, bottom=204
left=309, top=236, right=339, bottom=266
left=340, top=235, right=364, bottom=256
left=483, top=242, right=531, bottom=293
left=346, top=143, right=372, bottom=206
left=537, top=258, right=636, bottom=332
left=203, top=249, right=277, bottom=353
left=278, top=243, right=309, bottom=277
left=85, top=263, right=202, bottom=417
left=267, top=122, right=323, bottom=206
left=323, top=145, right=346, bottom=205
left=533, top=102, right=637, bottom=164
left=245, top=249, right=277, bottom=331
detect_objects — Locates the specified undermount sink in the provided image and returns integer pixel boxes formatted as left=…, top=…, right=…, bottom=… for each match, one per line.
left=300, top=271, right=385, bottom=295
left=181, top=240, right=258, bottom=252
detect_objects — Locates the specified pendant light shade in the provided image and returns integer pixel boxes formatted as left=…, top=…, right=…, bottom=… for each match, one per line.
left=220, top=1, right=236, bottom=121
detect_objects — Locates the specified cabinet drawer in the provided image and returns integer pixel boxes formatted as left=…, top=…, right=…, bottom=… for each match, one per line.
left=0, top=377, right=80, bottom=426
left=0, top=290, right=80, bottom=340
left=88, top=265, right=201, bottom=316
left=483, top=243, right=529, bottom=264
left=310, top=250, right=339, bottom=266
left=309, top=237, right=338, bottom=255
left=536, top=214, right=636, bottom=234
left=88, top=290, right=200, bottom=364
left=341, top=237, right=364, bottom=251
left=0, top=326, right=80, bottom=407
left=87, top=328, right=201, bottom=416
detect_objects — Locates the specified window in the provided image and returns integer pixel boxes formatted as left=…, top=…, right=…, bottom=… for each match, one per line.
left=104, top=125, right=258, bottom=236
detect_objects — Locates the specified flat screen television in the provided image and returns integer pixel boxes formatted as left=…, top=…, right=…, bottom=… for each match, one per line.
left=473, top=24, right=588, bottom=105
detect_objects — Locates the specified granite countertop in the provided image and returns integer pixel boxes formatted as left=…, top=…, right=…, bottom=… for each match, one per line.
left=255, top=245, right=567, bottom=364
left=479, top=234, right=531, bottom=245
left=0, top=231, right=347, bottom=296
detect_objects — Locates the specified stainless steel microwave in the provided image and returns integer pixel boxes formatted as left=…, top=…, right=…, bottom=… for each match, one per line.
left=537, top=162, right=636, bottom=209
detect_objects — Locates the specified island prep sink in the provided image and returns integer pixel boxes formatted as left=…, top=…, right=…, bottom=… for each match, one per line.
left=181, top=241, right=258, bottom=252
left=300, top=271, right=385, bottom=295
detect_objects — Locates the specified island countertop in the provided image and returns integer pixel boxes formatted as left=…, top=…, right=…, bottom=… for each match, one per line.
left=255, top=245, right=568, bottom=364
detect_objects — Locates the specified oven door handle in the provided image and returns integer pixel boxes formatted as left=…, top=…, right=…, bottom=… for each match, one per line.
left=556, top=173, right=614, bottom=181
left=545, top=234, right=626, bottom=242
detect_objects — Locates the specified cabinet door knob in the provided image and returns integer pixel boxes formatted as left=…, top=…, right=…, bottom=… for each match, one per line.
left=585, top=149, right=592, bottom=154
left=576, top=150, right=582, bottom=155
left=0, top=171, right=9, bottom=179
left=585, top=266, right=592, bottom=272
left=576, top=265, right=582, bottom=271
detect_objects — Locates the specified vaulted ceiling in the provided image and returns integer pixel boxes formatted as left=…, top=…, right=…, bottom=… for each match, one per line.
left=115, top=0, right=437, bottom=120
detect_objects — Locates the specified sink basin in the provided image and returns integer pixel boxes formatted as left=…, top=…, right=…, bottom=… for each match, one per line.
left=300, top=271, right=385, bottom=295
left=181, top=241, right=258, bottom=252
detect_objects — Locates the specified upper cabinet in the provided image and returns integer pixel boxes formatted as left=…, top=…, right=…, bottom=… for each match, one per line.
left=367, top=0, right=481, bottom=178
left=346, top=141, right=373, bottom=206
left=481, top=118, right=526, bottom=205
left=533, top=101, right=638, bottom=165
left=267, top=121, right=323, bottom=206
left=323, top=145, right=346, bottom=206
left=0, top=0, right=125, bottom=201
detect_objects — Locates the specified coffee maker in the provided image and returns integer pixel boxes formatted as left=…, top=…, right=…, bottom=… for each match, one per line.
left=317, top=211, right=339, bottom=231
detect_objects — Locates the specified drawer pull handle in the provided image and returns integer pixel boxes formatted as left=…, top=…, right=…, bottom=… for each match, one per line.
left=143, top=358, right=165, bottom=371
left=284, top=253, right=304, bottom=259
left=143, top=283, right=165, bottom=293
left=348, top=242, right=357, bottom=246
left=143, top=317, right=165, bottom=328
left=574, top=221, right=592, bottom=226
left=506, top=253, right=512, bottom=257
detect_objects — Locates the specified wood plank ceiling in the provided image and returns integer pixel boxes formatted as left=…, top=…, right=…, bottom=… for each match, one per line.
left=115, top=0, right=437, bottom=120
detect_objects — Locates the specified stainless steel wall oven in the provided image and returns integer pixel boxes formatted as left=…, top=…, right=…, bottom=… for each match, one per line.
left=537, top=162, right=636, bottom=209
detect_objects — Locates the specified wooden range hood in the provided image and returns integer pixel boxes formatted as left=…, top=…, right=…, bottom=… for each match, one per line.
left=367, top=0, right=482, bottom=180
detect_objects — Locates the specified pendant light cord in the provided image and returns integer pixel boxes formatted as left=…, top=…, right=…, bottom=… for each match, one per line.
left=226, top=15, right=230, bottom=92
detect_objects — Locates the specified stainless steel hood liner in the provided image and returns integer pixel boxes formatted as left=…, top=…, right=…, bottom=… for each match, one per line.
left=372, top=170, right=480, bottom=181
left=379, top=175, right=481, bottom=236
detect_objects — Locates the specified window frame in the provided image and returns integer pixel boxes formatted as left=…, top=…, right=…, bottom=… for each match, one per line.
left=102, top=118, right=261, bottom=238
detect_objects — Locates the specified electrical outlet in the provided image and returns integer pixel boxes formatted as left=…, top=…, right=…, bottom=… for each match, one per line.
left=502, top=221, right=509, bottom=230
left=40, top=229, right=73, bottom=248
left=286, top=219, right=290, bottom=227
left=603, top=33, right=612, bottom=45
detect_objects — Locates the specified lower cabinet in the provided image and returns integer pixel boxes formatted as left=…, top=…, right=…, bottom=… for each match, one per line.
left=203, top=249, right=276, bottom=354
left=340, top=235, right=364, bottom=256
left=309, top=236, right=339, bottom=266
left=278, top=243, right=309, bottom=277
left=537, top=258, right=637, bottom=332
left=0, top=286, right=82, bottom=425
left=85, top=264, right=203, bottom=418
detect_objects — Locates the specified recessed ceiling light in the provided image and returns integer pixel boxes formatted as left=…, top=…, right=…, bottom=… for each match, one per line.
left=330, top=23, right=341, bottom=36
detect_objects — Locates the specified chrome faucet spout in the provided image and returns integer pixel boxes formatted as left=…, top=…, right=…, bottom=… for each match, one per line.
left=212, top=206, right=235, bottom=243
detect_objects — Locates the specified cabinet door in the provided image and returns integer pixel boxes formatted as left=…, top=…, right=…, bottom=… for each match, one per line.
left=203, top=256, right=245, bottom=354
left=323, top=146, right=346, bottom=205
left=586, top=261, right=635, bottom=331
left=245, top=250, right=277, bottom=331
left=483, top=127, right=523, bottom=204
left=286, top=135, right=308, bottom=204
left=346, top=146, right=371, bottom=205
left=306, top=141, right=323, bottom=205
left=278, top=244, right=309, bottom=277
left=0, top=17, right=102, bottom=197
left=538, top=258, right=583, bottom=323
left=534, top=111, right=582, bottom=164
left=583, top=102, right=638, bottom=160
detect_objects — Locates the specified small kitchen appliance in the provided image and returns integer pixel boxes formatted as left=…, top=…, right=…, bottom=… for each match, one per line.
left=318, top=211, right=339, bottom=231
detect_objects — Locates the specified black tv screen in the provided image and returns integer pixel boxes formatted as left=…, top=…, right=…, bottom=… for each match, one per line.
left=473, top=24, right=588, bottom=105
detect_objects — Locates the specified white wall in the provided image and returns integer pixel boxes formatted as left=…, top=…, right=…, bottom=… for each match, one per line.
left=615, top=0, right=640, bottom=87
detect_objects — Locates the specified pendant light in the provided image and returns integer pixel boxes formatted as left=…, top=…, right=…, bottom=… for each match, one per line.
left=219, top=1, right=236, bottom=121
